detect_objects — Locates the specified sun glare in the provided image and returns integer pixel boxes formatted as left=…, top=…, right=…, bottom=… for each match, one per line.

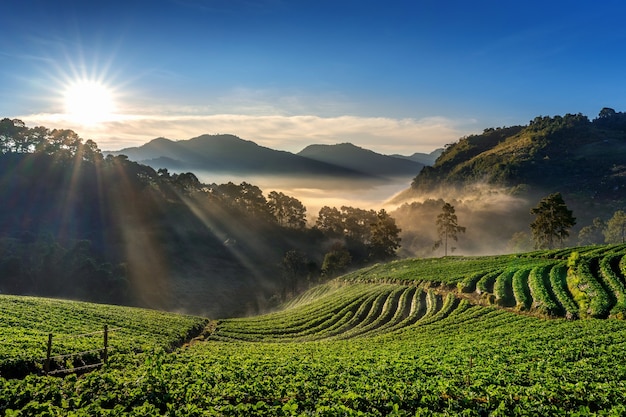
left=63, top=80, right=116, bottom=125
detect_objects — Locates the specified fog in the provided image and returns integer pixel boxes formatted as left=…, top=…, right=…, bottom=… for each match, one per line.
left=194, top=170, right=416, bottom=218
left=195, top=171, right=539, bottom=258
left=390, top=184, right=536, bottom=257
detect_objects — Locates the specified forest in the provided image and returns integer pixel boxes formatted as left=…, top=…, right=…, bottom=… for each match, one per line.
left=0, top=118, right=401, bottom=316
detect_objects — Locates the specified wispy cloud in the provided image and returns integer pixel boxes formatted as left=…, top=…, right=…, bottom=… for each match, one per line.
left=18, top=112, right=475, bottom=154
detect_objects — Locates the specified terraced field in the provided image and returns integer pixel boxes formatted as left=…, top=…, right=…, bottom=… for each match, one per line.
left=211, top=244, right=626, bottom=342
left=3, top=244, right=626, bottom=415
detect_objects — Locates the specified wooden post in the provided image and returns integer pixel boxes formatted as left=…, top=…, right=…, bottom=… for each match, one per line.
left=45, top=333, right=53, bottom=375
left=466, top=355, right=473, bottom=386
left=102, top=324, right=108, bottom=365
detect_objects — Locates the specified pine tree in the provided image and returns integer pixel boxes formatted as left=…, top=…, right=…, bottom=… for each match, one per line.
left=530, top=193, right=576, bottom=249
left=434, top=203, right=465, bottom=256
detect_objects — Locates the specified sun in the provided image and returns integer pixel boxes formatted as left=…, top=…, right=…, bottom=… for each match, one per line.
left=63, top=79, right=116, bottom=125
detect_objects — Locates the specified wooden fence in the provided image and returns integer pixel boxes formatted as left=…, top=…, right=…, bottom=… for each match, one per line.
left=43, top=325, right=117, bottom=376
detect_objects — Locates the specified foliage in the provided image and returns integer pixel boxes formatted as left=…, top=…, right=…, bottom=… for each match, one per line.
left=367, top=209, right=401, bottom=261
left=604, top=210, right=626, bottom=244
left=0, top=295, right=206, bottom=378
left=267, top=191, right=306, bottom=229
left=0, top=237, right=128, bottom=305
left=321, top=244, right=352, bottom=277
left=280, top=250, right=315, bottom=297
left=0, top=118, right=102, bottom=163
left=530, top=192, right=576, bottom=249
left=409, top=109, right=626, bottom=213
left=3, top=245, right=626, bottom=414
left=433, top=202, right=465, bottom=256
left=578, top=217, right=606, bottom=245
left=315, top=206, right=402, bottom=265
left=0, top=118, right=406, bottom=316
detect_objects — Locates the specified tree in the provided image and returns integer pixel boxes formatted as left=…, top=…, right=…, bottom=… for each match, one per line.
left=315, top=206, right=344, bottom=236
left=368, top=209, right=401, bottom=261
left=172, top=172, right=201, bottom=193
left=530, top=192, right=576, bottom=249
left=341, top=206, right=377, bottom=243
left=578, top=217, right=606, bottom=245
left=214, top=182, right=272, bottom=220
left=598, top=107, right=617, bottom=119
left=0, top=118, right=27, bottom=153
left=267, top=191, right=307, bottom=229
left=434, top=202, right=465, bottom=256
left=604, top=210, right=626, bottom=244
left=321, top=243, right=352, bottom=277
left=281, top=250, right=310, bottom=297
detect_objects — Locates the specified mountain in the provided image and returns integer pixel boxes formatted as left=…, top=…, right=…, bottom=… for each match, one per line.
left=297, top=142, right=425, bottom=177
left=409, top=110, right=626, bottom=199
left=391, top=148, right=443, bottom=166
left=109, top=134, right=372, bottom=179
left=391, top=109, right=626, bottom=240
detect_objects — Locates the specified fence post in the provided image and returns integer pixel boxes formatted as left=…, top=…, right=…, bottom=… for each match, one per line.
left=45, top=333, right=53, bottom=375
left=103, top=324, right=108, bottom=365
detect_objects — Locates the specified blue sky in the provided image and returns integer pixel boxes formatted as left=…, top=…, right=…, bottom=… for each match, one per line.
left=2, top=0, right=626, bottom=154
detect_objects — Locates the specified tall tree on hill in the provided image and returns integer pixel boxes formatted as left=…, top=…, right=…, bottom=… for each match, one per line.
left=434, top=202, right=465, bottom=256
left=530, top=193, right=576, bottom=249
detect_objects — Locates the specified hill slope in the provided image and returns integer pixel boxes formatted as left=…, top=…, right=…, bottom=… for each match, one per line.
left=410, top=110, right=626, bottom=201
left=4, top=245, right=626, bottom=415
left=212, top=243, right=626, bottom=342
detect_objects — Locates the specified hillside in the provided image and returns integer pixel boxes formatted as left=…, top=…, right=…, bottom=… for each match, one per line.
left=409, top=110, right=626, bottom=203
left=0, top=295, right=206, bottom=378
left=214, top=243, right=626, bottom=343
left=3, top=244, right=626, bottom=415
left=0, top=119, right=410, bottom=317
left=389, top=109, right=626, bottom=255
left=297, top=142, right=425, bottom=178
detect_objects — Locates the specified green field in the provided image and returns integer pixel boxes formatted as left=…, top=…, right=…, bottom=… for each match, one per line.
left=2, top=244, right=626, bottom=415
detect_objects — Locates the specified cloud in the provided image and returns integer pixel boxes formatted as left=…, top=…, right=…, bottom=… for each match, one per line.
left=18, top=112, right=475, bottom=154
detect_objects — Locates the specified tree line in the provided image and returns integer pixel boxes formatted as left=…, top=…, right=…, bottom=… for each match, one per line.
left=0, top=118, right=403, bottom=313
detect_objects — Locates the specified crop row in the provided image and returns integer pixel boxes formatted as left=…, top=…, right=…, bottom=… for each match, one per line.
left=5, top=298, right=626, bottom=415
left=0, top=295, right=206, bottom=378
left=339, top=245, right=626, bottom=318
left=216, top=247, right=626, bottom=346
left=211, top=285, right=460, bottom=342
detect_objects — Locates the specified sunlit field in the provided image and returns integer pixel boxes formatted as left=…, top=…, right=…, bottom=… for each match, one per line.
left=3, top=244, right=626, bottom=415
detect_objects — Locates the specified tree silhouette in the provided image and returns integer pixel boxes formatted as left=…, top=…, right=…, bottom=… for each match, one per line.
left=434, top=202, right=465, bottom=256
left=604, top=210, right=626, bottom=244
left=268, top=191, right=307, bottom=229
left=530, top=192, right=576, bottom=249
left=368, top=209, right=401, bottom=261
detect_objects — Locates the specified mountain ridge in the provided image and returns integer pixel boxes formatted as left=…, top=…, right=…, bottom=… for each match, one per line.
left=109, top=134, right=436, bottom=180
left=297, top=142, right=425, bottom=177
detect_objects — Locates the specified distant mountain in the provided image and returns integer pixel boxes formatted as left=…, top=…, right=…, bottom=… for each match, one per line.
left=109, top=135, right=441, bottom=181
left=109, top=134, right=371, bottom=178
left=297, top=143, right=425, bottom=178
left=391, top=148, right=443, bottom=166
